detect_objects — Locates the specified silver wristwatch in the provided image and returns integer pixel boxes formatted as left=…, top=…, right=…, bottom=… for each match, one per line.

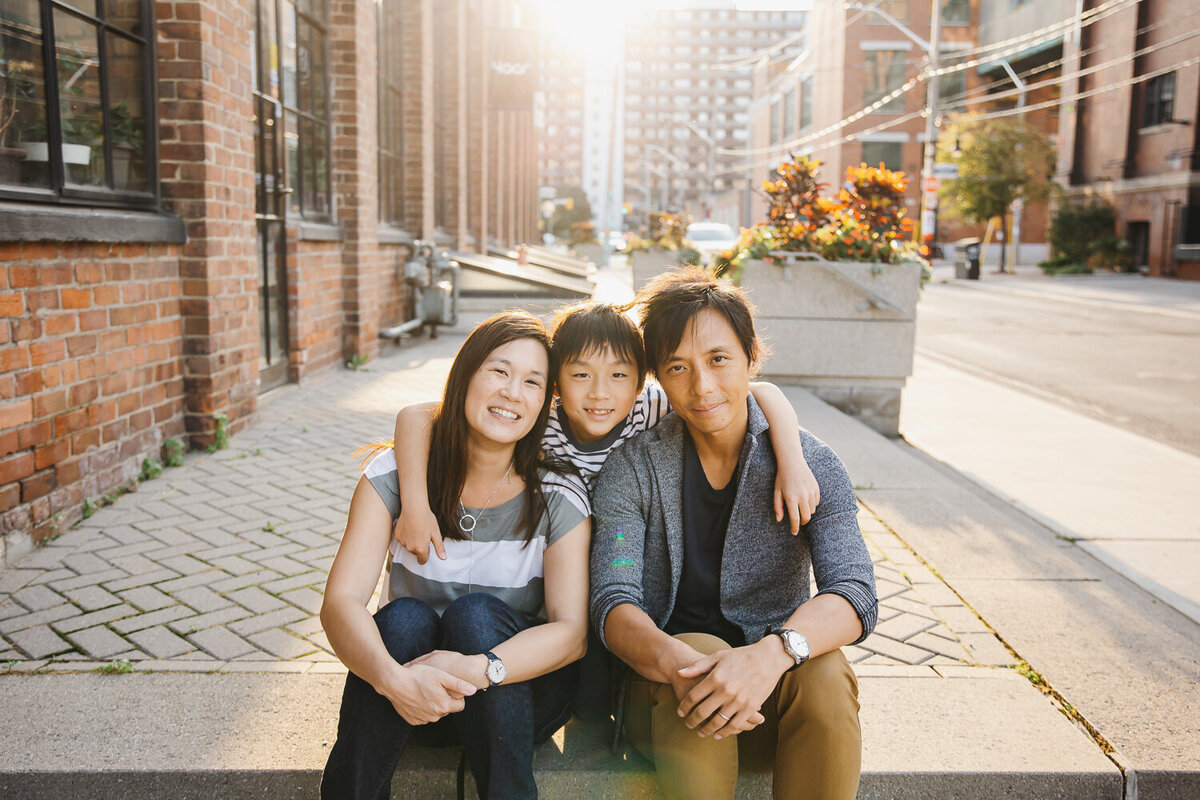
left=770, top=627, right=810, bottom=669
left=484, top=650, right=506, bottom=687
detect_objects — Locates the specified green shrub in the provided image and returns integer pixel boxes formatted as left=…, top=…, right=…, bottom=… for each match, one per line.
left=1048, top=200, right=1130, bottom=271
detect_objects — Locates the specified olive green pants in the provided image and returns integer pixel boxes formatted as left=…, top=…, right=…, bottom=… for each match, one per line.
left=624, top=633, right=862, bottom=800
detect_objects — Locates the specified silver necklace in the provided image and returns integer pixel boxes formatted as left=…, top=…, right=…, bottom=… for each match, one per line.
left=459, top=462, right=512, bottom=593
left=458, top=462, right=513, bottom=534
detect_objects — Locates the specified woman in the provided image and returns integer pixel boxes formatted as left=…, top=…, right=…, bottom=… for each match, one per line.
left=320, top=312, right=592, bottom=800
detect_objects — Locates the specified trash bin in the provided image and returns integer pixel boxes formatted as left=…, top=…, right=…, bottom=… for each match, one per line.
left=955, top=238, right=981, bottom=280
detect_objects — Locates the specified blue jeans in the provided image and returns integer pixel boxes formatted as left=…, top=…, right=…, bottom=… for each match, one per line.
left=320, top=593, right=577, bottom=800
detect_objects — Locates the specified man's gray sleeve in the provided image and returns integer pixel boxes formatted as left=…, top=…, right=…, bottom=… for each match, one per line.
left=803, top=436, right=879, bottom=643
left=589, top=445, right=650, bottom=651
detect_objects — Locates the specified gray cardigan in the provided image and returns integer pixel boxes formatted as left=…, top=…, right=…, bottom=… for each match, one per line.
left=590, top=395, right=878, bottom=652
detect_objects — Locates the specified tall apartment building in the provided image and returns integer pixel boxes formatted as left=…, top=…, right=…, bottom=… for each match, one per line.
left=1057, top=0, right=1200, bottom=278
left=746, top=1, right=976, bottom=244
left=537, top=33, right=586, bottom=201
left=621, top=2, right=807, bottom=226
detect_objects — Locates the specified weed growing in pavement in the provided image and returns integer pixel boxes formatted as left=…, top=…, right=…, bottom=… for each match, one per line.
left=347, top=353, right=371, bottom=371
left=94, top=659, right=135, bottom=675
left=302, top=425, right=309, bottom=433
left=207, top=413, right=230, bottom=453
left=163, top=438, right=185, bottom=467
left=2, top=659, right=16, bottom=671
left=262, top=521, right=277, bottom=533
left=140, top=458, right=163, bottom=481
left=82, top=497, right=99, bottom=519
left=1012, top=660, right=1048, bottom=692
left=853, top=482, right=875, bottom=491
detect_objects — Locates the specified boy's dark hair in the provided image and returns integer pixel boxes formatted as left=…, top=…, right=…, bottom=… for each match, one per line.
left=549, top=302, right=647, bottom=389
left=637, top=267, right=763, bottom=376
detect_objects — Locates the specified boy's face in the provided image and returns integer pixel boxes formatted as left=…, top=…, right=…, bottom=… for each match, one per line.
left=556, top=346, right=641, bottom=445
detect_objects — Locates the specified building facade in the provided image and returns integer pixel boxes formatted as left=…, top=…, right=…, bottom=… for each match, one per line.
left=621, top=2, right=807, bottom=226
left=751, top=0, right=977, bottom=246
left=0, top=0, right=540, bottom=558
left=1056, top=0, right=1200, bottom=278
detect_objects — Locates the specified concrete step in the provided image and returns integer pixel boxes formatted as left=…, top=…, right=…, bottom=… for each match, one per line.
left=0, top=668, right=1122, bottom=799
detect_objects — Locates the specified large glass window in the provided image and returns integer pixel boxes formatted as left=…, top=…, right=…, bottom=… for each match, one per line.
left=1143, top=72, right=1175, bottom=128
left=281, top=0, right=330, bottom=220
left=942, top=0, right=970, bottom=25
left=939, top=55, right=967, bottom=112
left=864, top=49, right=906, bottom=113
left=1, top=0, right=154, bottom=205
left=799, top=75, right=813, bottom=129
left=378, top=0, right=404, bottom=227
left=783, top=88, right=795, bottom=140
left=862, top=140, right=903, bottom=171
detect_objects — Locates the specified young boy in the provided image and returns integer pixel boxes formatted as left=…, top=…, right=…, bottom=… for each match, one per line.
left=390, top=302, right=820, bottom=564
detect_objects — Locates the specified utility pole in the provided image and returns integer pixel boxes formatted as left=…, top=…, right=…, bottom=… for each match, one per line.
left=919, top=0, right=942, bottom=247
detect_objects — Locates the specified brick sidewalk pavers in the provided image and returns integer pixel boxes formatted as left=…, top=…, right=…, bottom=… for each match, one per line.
left=0, top=330, right=1010, bottom=675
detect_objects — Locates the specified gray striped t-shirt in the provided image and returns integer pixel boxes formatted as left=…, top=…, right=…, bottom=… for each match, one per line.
left=364, top=449, right=590, bottom=620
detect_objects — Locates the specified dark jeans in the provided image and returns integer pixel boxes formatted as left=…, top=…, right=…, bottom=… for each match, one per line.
left=320, top=593, right=577, bottom=800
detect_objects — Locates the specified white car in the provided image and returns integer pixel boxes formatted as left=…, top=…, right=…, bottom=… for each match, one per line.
left=686, top=222, right=739, bottom=264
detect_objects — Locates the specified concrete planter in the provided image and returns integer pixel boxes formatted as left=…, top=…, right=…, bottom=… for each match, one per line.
left=569, top=242, right=605, bottom=268
left=630, top=248, right=683, bottom=291
left=737, top=255, right=922, bottom=437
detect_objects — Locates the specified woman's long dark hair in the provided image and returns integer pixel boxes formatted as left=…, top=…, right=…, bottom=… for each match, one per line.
left=427, top=311, right=554, bottom=545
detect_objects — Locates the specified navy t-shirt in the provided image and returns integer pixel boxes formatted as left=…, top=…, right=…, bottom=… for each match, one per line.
left=664, top=430, right=747, bottom=647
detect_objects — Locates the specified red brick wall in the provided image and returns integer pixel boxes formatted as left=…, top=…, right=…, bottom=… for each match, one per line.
left=1, top=242, right=186, bottom=547
left=158, top=0, right=260, bottom=441
left=288, top=240, right=345, bottom=379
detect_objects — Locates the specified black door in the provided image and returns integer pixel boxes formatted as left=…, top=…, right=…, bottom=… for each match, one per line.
left=253, top=0, right=290, bottom=392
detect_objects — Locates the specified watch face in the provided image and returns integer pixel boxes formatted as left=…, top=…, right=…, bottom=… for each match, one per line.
left=486, top=658, right=506, bottom=685
left=784, top=630, right=810, bottom=662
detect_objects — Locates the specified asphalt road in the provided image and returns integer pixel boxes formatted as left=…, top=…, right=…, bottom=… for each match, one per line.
left=912, top=277, right=1200, bottom=456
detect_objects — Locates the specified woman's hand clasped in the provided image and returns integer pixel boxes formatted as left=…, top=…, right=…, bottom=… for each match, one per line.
left=407, top=649, right=490, bottom=692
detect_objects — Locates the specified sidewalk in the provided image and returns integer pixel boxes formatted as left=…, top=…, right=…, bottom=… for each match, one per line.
left=2, top=262, right=1193, bottom=798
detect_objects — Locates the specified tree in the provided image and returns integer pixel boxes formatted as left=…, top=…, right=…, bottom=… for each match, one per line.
left=548, top=186, right=594, bottom=238
left=937, top=117, right=1056, bottom=268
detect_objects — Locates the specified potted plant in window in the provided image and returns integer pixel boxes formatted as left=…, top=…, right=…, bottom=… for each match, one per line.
left=715, top=155, right=924, bottom=437
left=110, top=101, right=145, bottom=188
left=0, top=58, right=36, bottom=182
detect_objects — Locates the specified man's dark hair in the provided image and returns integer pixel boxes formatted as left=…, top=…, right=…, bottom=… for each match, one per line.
left=549, top=302, right=647, bottom=390
left=637, top=267, right=762, bottom=376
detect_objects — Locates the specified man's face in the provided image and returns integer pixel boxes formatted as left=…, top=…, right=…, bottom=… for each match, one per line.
left=656, top=308, right=756, bottom=440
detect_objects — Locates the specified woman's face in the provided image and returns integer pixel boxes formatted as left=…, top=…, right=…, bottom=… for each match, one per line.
left=463, top=337, right=549, bottom=448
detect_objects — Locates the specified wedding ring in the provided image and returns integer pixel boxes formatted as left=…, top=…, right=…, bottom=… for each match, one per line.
left=716, top=711, right=731, bottom=721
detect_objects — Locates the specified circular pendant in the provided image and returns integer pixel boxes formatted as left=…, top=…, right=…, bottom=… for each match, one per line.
left=458, top=513, right=477, bottom=533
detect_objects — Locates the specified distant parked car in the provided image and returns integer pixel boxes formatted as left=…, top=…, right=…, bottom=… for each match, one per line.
left=686, top=222, right=738, bottom=264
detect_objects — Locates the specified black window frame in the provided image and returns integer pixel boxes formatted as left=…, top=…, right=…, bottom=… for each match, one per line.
left=281, top=0, right=332, bottom=222
left=377, top=0, right=406, bottom=230
left=0, top=0, right=159, bottom=211
left=1143, top=72, right=1175, bottom=128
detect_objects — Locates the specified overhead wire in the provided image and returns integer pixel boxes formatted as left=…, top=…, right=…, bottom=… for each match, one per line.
left=716, top=0, right=1145, bottom=158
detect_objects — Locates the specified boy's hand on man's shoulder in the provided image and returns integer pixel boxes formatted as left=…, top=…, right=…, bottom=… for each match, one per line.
left=774, top=456, right=821, bottom=533
left=394, top=506, right=445, bottom=564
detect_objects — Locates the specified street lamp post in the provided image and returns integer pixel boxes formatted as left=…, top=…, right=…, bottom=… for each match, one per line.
left=647, top=144, right=686, bottom=213
left=684, top=119, right=718, bottom=219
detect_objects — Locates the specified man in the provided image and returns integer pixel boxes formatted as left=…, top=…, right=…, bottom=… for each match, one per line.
left=590, top=268, right=878, bottom=800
